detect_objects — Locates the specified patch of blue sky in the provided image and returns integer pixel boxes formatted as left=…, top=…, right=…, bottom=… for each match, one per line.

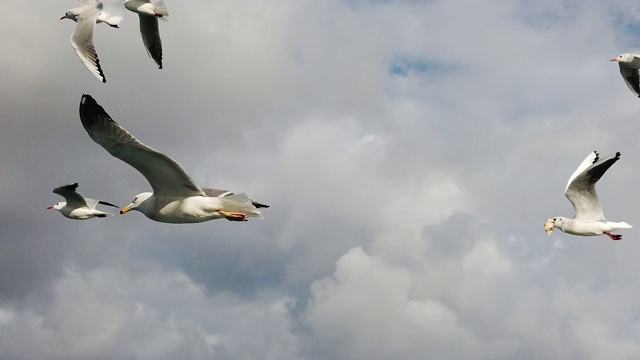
left=389, top=57, right=445, bottom=77
left=616, top=16, right=640, bottom=49
left=343, top=0, right=397, bottom=11
left=516, top=1, right=580, bottom=31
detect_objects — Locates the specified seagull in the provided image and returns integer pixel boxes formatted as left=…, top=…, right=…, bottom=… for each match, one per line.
left=78, top=94, right=267, bottom=223
left=61, top=0, right=122, bottom=83
left=544, top=151, right=632, bottom=240
left=48, top=183, right=119, bottom=219
left=611, top=53, right=640, bottom=98
left=123, top=0, right=168, bottom=69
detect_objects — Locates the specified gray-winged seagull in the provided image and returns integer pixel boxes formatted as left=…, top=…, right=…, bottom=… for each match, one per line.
left=545, top=151, right=632, bottom=240
left=61, top=0, right=122, bottom=83
left=78, top=94, right=267, bottom=223
left=611, top=53, right=640, bottom=98
left=123, top=0, right=168, bottom=69
left=48, top=183, right=119, bottom=219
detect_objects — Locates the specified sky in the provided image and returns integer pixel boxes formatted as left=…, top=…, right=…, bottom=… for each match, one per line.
left=3, top=0, right=640, bottom=358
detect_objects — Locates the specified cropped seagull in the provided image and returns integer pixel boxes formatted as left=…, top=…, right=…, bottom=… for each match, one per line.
left=123, top=0, right=168, bottom=69
left=544, top=151, right=632, bottom=240
left=48, top=183, right=119, bottom=219
left=611, top=53, right=640, bottom=97
left=61, top=0, right=122, bottom=83
left=78, top=94, right=267, bottom=223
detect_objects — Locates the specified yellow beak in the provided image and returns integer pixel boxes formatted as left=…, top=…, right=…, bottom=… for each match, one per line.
left=120, top=204, right=134, bottom=214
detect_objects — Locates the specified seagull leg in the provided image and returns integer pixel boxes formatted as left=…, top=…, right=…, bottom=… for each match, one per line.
left=604, top=232, right=623, bottom=240
left=218, top=211, right=248, bottom=222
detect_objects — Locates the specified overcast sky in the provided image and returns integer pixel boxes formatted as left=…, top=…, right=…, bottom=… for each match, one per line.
left=3, top=0, right=640, bottom=358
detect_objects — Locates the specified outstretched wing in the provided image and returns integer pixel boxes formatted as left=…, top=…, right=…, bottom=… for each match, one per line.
left=79, top=95, right=204, bottom=197
left=70, top=5, right=106, bottom=82
left=565, top=151, right=620, bottom=221
left=84, top=198, right=120, bottom=209
left=618, top=63, right=640, bottom=97
left=53, top=183, right=88, bottom=208
left=139, top=14, right=163, bottom=68
left=202, top=188, right=234, bottom=198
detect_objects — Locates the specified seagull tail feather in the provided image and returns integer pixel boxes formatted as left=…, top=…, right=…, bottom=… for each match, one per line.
left=220, top=193, right=263, bottom=219
left=607, top=221, right=633, bottom=230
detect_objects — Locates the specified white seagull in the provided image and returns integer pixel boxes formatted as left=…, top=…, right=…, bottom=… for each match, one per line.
left=48, top=183, right=119, bottom=219
left=611, top=53, right=640, bottom=98
left=61, top=0, right=122, bottom=83
left=545, top=151, right=632, bottom=240
left=78, top=94, right=267, bottom=223
left=123, top=0, right=168, bottom=69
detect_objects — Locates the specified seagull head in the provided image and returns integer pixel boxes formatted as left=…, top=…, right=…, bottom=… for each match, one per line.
left=544, top=217, right=566, bottom=235
left=611, top=54, right=633, bottom=63
left=47, top=202, right=65, bottom=211
left=120, top=192, right=152, bottom=214
left=60, top=11, right=77, bottom=21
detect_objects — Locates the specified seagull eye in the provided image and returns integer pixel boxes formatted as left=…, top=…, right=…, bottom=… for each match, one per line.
left=133, top=197, right=137, bottom=202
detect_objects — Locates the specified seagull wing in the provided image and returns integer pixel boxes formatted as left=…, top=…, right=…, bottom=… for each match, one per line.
left=79, top=95, right=204, bottom=197
left=618, top=63, right=640, bottom=98
left=84, top=198, right=119, bottom=209
left=53, top=183, right=88, bottom=208
left=138, top=14, right=163, bottom=68
left=202, top=188, right=270, bottom=208
left=565, top=151, right=620, bottom=221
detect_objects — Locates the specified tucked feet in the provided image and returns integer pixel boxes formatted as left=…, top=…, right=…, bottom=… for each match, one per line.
left=218, top=211, right=248, bottom=222
left=604, top=232, right=623, bottom=240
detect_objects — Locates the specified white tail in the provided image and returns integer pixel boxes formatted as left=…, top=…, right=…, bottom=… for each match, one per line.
left=152, top=0, right=170, bottom=18
left=608, top=221, right=633, bottom=230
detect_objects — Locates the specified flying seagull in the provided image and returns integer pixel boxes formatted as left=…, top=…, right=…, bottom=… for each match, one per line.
left=78, top=94, right=267, bottom=223
left=544, top=151, right=632, bottom=240
left=48, top=183, right=119, bottom=219
left=123, top=0, right=168, bottom=69
left=61, top=0, right=122, bottom=83
left=611, top=53, right=640, bottom=98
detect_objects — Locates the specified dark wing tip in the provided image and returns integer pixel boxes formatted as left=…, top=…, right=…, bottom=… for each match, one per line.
left=593, top=151, right=599, bottom=164
left=53, top=182, right=79, bottom=194
left=79, top=94, right=117, bottom=134
left=97, top=200, right=119, bottom=208
left=615, top=151, right=621, bottom=159
left=252, top=201, right=270, bottom=209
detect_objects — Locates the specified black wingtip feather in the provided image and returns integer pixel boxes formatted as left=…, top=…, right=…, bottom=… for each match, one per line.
left=252, top=201, right=270, bottom=209
left=53, top=182, right=79, bottom=194
left=79, top=95, right=118, bottom=135
left=97, top=200, right=119, bottom=209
